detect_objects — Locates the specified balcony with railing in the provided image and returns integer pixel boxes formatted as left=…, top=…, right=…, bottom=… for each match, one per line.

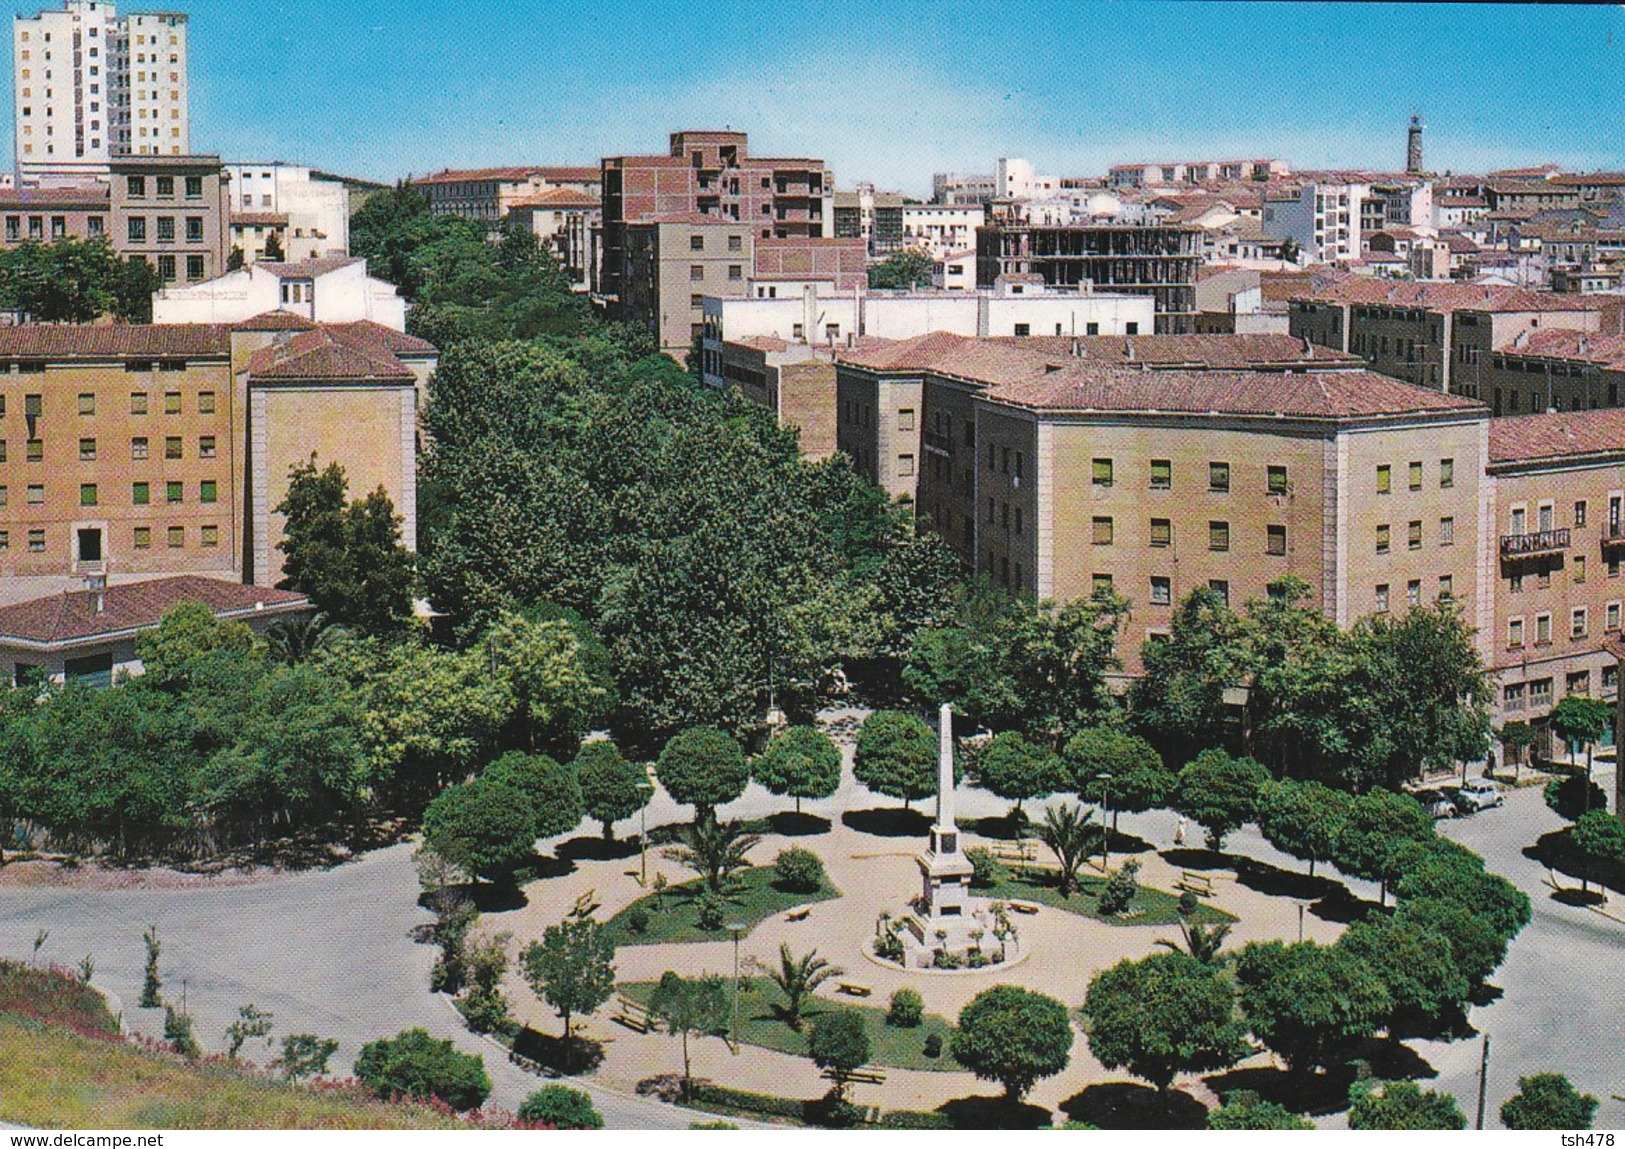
left=1500, top=528, right=1570, bottom=559
left=1603, top=522, right=1625, bottom=550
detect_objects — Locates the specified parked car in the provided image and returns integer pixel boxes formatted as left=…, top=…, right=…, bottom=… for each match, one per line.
left=1414, top=788, right=1459, bottom=819
left=1454, top=778, right=1505, bottom=813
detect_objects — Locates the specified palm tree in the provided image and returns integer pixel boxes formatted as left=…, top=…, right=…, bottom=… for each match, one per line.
left=662, top=819, right=762, bottom=894
left=766, top=942, right=842, bottom=1031
left=265, top=612, right=341, bottom=664
left=1155, top=920, right=1233, bottom=965
left=1034, top=802, right=1096, bottom=897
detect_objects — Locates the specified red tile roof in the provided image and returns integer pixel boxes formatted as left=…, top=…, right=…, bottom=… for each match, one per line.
left=248, top=327, right=415, bottom=381
left=1489, top=408, right=1625, bottom=464
left=328, top=320, right=438, bottom=357
left=511, top=187, right=600, bottom=208
left=0, top=324, right=230, bottom=358
left=257, top=256, right=364, bottom=278
left=231, top=212, right=290, bottom=227
left=0, top=576, right=309, bottom=647
left=0, top=186, right=110, bottom=209
left=1495, top=328, right=1625, bottom=370
left=990, top=333, right=1363, bottom=369
left=1294, top=279, right=1602, bottom=314
left=414, top=165, right=599, bottom=186
left=983, top=367, right=1485, bottom=420
left=232, top=310, right=318, bottom=331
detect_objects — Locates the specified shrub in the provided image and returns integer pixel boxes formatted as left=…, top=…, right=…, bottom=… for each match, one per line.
left=966, top=846, right=999, bottom=888
left=772, top=847, right=827, bottom=894
left=967, top=951, right=990, bottom=968
left=626, top=906, right=652, bottom=935
left=690, top=1082, right=807, bottom=1120
left=455, top=987, right=515, bottom=1036
left=518, top=1084, right=604, bottom=1129
left=1545, top=774, right=1608, bottom=821
left=812, top=1091, right=864, bottom=1128
left=923, top=1033, right=942, bottom=1059
left=690, top=1120, right=739, bottom=1129
left=354, top=1027, right=492, bottom=1111
left=932, top=950, right=962, bottom=969
left=163, top=1007, right=201, bottom=1059
left=696, top=890, right=727, bottom=931
left=873, top=932, right=904, bottom=962
left=886, top=988, right=924, bottom=1028
left=1177, top=890, right=1199, bottom=917
left=1097, top=858, right=1141, bottom=916
left=880, top=1110, right=953, bottom=1129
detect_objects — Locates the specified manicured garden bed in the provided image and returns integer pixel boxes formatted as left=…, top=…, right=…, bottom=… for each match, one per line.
left=601, top=864, right=838, bottom=946
left=618, top=979, right=958, bottom=1072
left=978, top=865, right=1235, bottom=927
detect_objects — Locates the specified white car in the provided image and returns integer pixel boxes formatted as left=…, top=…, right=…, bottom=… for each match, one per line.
left=1454, top=778, right=1504, bottom=813
left=1413, top=788, right=1459, bottom=819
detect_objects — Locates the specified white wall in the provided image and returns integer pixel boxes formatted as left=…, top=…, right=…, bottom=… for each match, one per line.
left=153, top=261, right=407, bottom=330
left=711, top=290, right=1156, bottom=344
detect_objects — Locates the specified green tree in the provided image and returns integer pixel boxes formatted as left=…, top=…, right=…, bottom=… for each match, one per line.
left=1548, top=696, right=1613, bottom=794
left=520, top=916, right=616, bottom=1039
left=663, top=818, right=761, bottom=894
left=1063, top=727, right=1172, bottom=831
left=752, top=725, right=841, bottom=815
left=1336, top=914, right=1469, bottom=1030
left=272, top=1033, right=339, bottom=1081
left=1256, top=779, right=1352, bottom=876
left=950, top=985, right=1073, bottom=1101
left=1392, top=839, right=1530, bottom=941
left=224, top=1004, right=274, bottom=1061
left=136, top=601, right=256, bottom=688
left=483, top=610, right=616, bottom=756
left=852, top=710, right=937, bottom=808
left=1500, top=1073, right=1600, bottom=1130
left=354, top=1027, right=491, bottom=1111
left=867, top=248, right=934, bottom=290
left=1333, top=788, right=1434, bottom=904
left=1208, top=1090, right=1313, bottom=1130
left=276, top=458, right=415, bottom=637
left=518, top=1084, right=604, bottom=1129
left=421, top=779, right=537, bottom=884
left=973, top=731, right=1063, bottom=812
left=1546, top=774, right=1609, bottom=822
left=1082, top=952, right=1248, bottom=1106
left=482, top=751, right=583, bottom=842
left=1394, top=897, right=1510, bottom=985
left=1131, top=587, right=1250, bottom=763
left=573, top=740, right=648, bottom=840
left=809, top=1009, right=871, bottom=1100
left=140, top=924, right=162, bottom=1008
left=1347, top=1077, right=1465, bottom=1130
left=648, top=970, right=729, bottom=1091
left=263, top=230, right=285, bottom=262
left=1571, top=808, right=1625, bottom=895
left=1154, top=920, right=1233, bottom=966
left=656, top=728, right=748, bottom=824
left=1173, top=749, right=1269, bottom=851
left=765, top=942, right=842, bottom=1031
left=227, top=245, right=245, bottom=271
left=0, top=237, right=157, bottom=322
left=1034, top=802, right=1097, bottom=897
left=1234, top=941, right=1391, bottom=1076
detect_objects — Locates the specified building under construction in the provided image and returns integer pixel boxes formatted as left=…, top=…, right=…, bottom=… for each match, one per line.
left=975, top=218, right=1200, bottom=333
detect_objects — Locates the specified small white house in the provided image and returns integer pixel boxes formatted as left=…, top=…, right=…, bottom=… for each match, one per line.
left=152, top=257, right=408, bottom=331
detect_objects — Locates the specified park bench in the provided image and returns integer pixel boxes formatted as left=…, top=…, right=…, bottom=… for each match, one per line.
left=824, top=1065, right=888, bottom=1086
left=1008, top=900, right=1040, bottom=915
left=785, top=907, right=811, bottom=922
left=836, top=981, right=872, bottom=998
left=614, top=995, right=654, bottom=1033
left=1177, top=870, right=1215, bottom=898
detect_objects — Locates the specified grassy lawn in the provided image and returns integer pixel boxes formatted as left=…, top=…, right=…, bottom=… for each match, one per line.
left=602, top=864, right=838, bottom=947
left=618, top=979, right=959, bottom=1072
left=978, top=863, right=1236, bottom=926
left=0, top=1014, right=467, bottom=1129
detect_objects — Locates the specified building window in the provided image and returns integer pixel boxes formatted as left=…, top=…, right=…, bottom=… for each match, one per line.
left=1536, top=613, right=1552, bottom=644
left=156, top=216, right=175, bottom=242
left=127, top=175, right=146, bottom=197
left=167, top=526, right=183, bottom=548
left=689, top=264, right=703, bottom=282
left=25, top=438, right=41, bottom=462
left=1508, top=618, right=1524, bottom=648
left=728, top=265, right=742, bottom=281
left=897, top=454, right=914, bottom=477
left=1150, top=518, right=1171, bottom=547
left=133, top=526, right=151, bottom=549
left=199, top=480, right=217, bottom=504
left=1530, top=678, right=1553, bottom=708
left=1150, top=459, right=1171, bottom=490
left=157, top=254, right=175, bottom=281
left=1209, top=521, right=1230, bottom=552
left=1208, top=462, right=1230, bottom=492
left=1376, top=464, right=1391, bottom=494
left=1013, top=323, right=1030, bottom=337
left=1438, top=574, right=1453, bottom=601
left=131, top=391, right=149, bottom=414
left=690, top=234, right=705, bottom=251
left=156, top=175, right=174, bottom=198
left=898, top=408, right=915, bottom=431
left=1208, top=580, right=1229, bottom=606
left=164, top=391, right=181, bottom=414
left=1267, top=465, right=1288, bottom=496
left=1572, top=608, right=1588, bottom=639
left=1407, top=460, right=1423, bottom=490
left=1408, top=520, right=1422, bottom=550
left=1092, top=573, right=1114, bottom=596
left=77, top=437, right=96, bottom=462
left=1375, top=524, right=1391, bottom=554
left=77, top=392, right=95, bottom=415
left=79, top=483, right=97, bottom=507
left=132, top=482, right=149, bottom=505
left=131, top=436, right=150, bottom=460
left=1575, top=500, right=1588, bottom=528
left=200, top=524, right=218, bottom=547
left=1092, top=458, right=1113, bottom=487
left=727, top=235, right=742, bottom=253
left=1609, top=602, right=1622, bottom=632
left=1092, top=516, right=1114, bottom=545
left=1575, top=555, right=1587, bottom=584
left=1150, top=577, right=1171, bottom=606
left=198, top=435, right=216, bottom=459
left=186, top=254, right=204, bottom=280
left=1267, top=524, right=1287, bottom=555
left=164, top=436, right=181, bottom=460
left=26, top=484, right=43, bottom=505
left=1503, top=682, right=1525, bottom=711
left=1440, top=516, right=1454, bottom=545
left=1375, top=584, right=1390, bottom=613
left=27, top=529, right=44, bottom=553
left=127, top=216, right=146, bottom=242
left=184, top=175, right=202, bottom=198
left=166, top=480, right=182, bottom=504
left=1567, top=670, right=1591, bottom=697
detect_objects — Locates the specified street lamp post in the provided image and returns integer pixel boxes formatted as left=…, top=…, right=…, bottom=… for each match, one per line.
left=725, top=922, right=747, bottom=1053
left=1097, top=772, right=1113, bottom=873
left=636, top=778, right=655, bottom=887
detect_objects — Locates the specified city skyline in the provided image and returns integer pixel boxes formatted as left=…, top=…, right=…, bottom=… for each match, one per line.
left=5, top=1, right=1623, bottom=191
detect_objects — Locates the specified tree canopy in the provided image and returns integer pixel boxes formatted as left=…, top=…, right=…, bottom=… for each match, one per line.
left=655, top=728, right=749, bottom=821
left=950, top=985, right=1073, bottom=1100
left=751, top=725, right=842, bottom=814
left=0, top=236, right=159, bottom=322
left=852, top=710, right=939, bottom=807
left=1234, top=941, right=1391, bottom=1075
left=1500, top=1073, right=1600, bottom=1130
left=1083, top=952, right=1248, bottom=1096
left=1173, top=749, right=1269, bottom=851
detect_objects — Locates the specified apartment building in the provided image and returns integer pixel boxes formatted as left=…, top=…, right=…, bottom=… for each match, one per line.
left=13, top=1, right=190, bottom=184
left=599, top=130, right=832, bottom=306
left=832, top=185, right=904, bottom=254
left=931, top=171, right=998, bottom=206
left=1479, top=329, right=1625, bottom=416
left=223, top=162, right=351, bottom=263
left=834, top=330, right=1356, bottom=502
left=975, top=209, right=1201, bottom=333
left=0, top=318, right=433, bottom=599
left=153, top=257, right=411, bottom=333
left=507, top=187, right=600, bottom=288
left=1289, top=280, right=1602, bottom=395
left=1107, top=158, right=1288, bottom=189
left=1261, top=181, right=1371, bottom=264
left=413, top=165, right=601, bottom=221
left=901, top=203, right=986, bottom=259
left=1487, top=409, right=1625, bottom=738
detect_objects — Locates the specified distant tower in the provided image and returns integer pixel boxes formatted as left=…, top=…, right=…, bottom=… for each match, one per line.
left=1406, top=114, right=1425, bottom=176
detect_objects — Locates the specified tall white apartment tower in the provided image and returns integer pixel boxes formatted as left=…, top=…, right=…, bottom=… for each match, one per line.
left=13, top=0, right=190, bottom=185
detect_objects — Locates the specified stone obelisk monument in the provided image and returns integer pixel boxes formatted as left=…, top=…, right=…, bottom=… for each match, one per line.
left=918, top=702, right=974, bottom=917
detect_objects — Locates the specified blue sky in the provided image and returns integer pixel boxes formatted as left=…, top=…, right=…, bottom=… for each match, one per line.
left=10, top=2, right=1625, bottom=194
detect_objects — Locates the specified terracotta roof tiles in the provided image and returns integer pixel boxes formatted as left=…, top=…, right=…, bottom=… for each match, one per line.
left=0, top=576, right=309, bottom=647
left=0, top=324, right=230, bottom=358
left=1489, top=408, right=1625, bottom=464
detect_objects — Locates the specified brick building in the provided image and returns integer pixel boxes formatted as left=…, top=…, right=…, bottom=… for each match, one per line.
left=413, top=165, right=601, bottom=221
